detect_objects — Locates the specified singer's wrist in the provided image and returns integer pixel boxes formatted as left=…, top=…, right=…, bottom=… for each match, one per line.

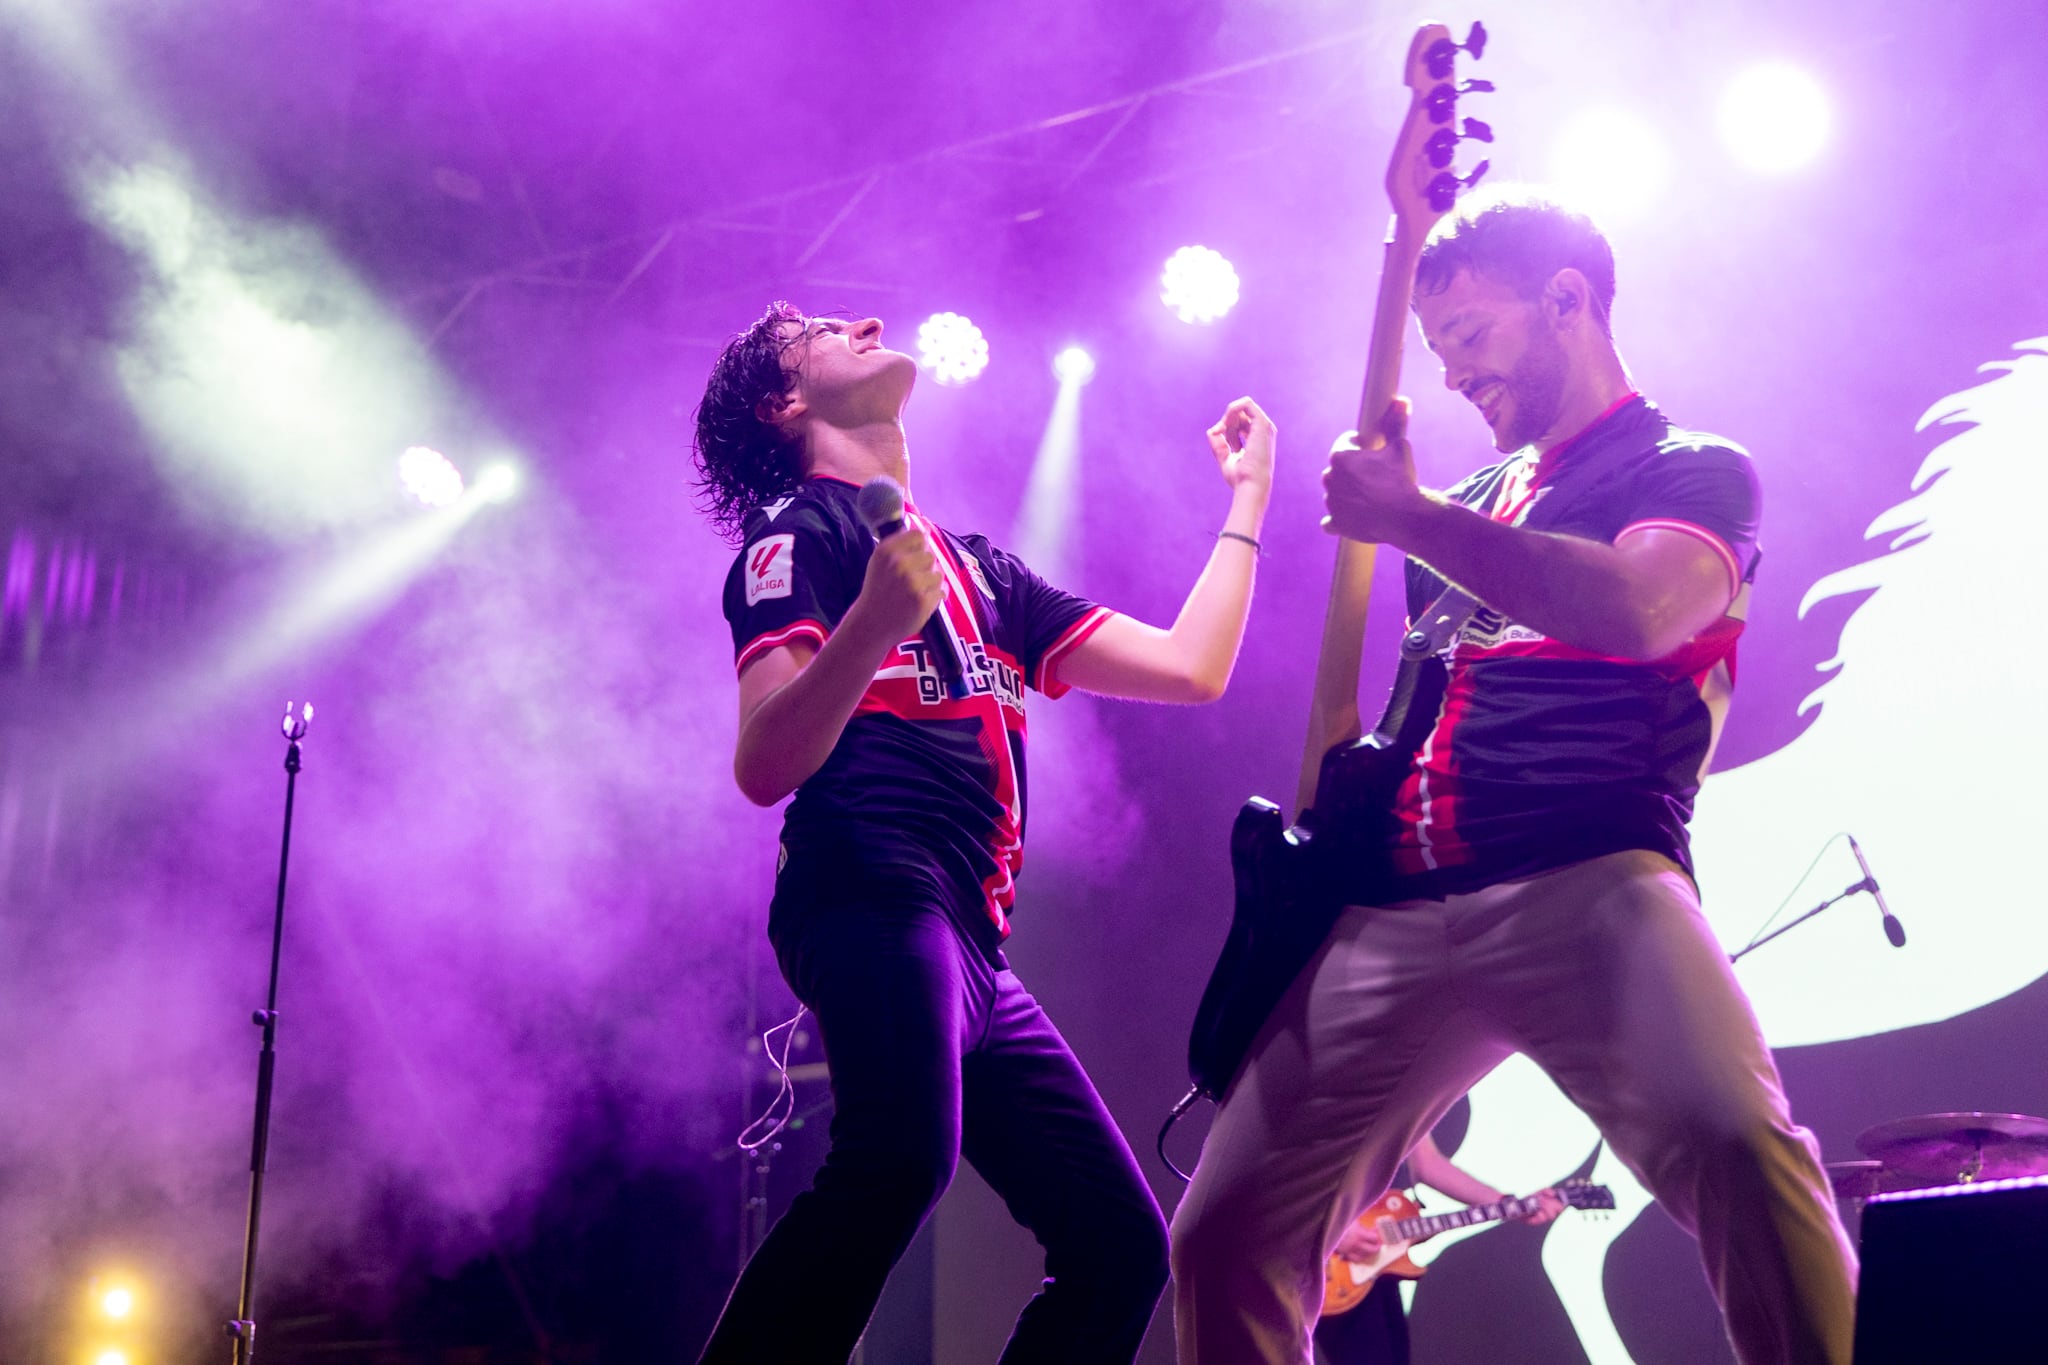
left=1225, top=479, right=1270, bottom=536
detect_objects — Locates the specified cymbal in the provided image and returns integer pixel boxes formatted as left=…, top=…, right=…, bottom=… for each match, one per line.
left=1856, top=1112, right=2048, bottom=1182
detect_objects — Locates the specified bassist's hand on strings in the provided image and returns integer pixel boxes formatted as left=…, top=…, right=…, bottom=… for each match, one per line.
left=1321, top=395, right=1430, bottom=545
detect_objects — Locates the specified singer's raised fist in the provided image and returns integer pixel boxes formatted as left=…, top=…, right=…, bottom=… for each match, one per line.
left=1207, top=396, right=1277, bottom=494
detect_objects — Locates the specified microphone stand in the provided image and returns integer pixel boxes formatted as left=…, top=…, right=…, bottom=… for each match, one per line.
left=1729, top=878, right=1875, bottom=964
left=226, top=702, right=313, bottom=1363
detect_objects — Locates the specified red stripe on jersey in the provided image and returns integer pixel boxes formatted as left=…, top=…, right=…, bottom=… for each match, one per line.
left=980, top=869, right=1014, bottom=938
left=1392, top=667, right=1478, bottom=875
left=1616, top=518, right=1743, bottom=602
left=1456, top=617, right=1745, bottom=682
left=921, top=511, right=1030, bottom=912
left=1536, top=391, right=1642, bottom=469
left=736, top=619, right=828, bottom=674
left=1036, top=605, right=1115, bottom=698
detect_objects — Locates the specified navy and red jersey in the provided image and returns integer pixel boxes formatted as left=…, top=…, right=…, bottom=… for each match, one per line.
left=722, top=476, right=1112, bottom=956
left=1384, top=395, right=1761, bottom=896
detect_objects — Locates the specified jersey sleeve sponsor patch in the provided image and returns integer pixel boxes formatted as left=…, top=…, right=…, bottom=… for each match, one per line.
left=724, top=493, right=857, bottom=671
left=744, top=533, right=797, bottom=605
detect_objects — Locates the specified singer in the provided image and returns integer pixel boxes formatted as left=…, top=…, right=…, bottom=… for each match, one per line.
left=692, top=303, right=1275, bottom=1364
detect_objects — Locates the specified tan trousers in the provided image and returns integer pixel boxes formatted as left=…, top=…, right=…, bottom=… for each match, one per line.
left=1170, top=849, right=1857, bottom=1365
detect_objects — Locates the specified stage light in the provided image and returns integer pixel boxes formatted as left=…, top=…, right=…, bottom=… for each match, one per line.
left=398, top=445, right=464, bottom=508
left=915, top=311, right=990, bottom=385
left=1160, top=245, right=1240, bottom=325
left=100, top=1286, right=134, bottom=1319
left=1720, top=62, right=1832, bottom=173
left=94, top=1351, right=130, bottom=1365
left=81, top=158, right=486, bottom=539
left=471, top=462, right=521, bottom=504
left=1547, top=107, right=1672, bottom=225
left=1052, top=346, right=1096, bottom=386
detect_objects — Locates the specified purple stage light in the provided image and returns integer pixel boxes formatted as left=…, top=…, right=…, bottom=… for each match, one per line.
left=1720, top=63, right=1832, bottom=173
left=1160, top=245, right=1240, bottom=325
left=1547, top=107, right=1672, bottom=226
left=916, top=311, right=990, bottom=385
left=397, top=445, right=464, bottom=508
left=1052, top=346, right=1096, bottom=386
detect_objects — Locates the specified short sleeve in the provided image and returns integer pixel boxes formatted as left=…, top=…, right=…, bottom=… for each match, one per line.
left=1616, top=439, right=1762, bottom=598
left=722, top=501, right=856, bottom=675
left=977, top=543, right=1112, bottom=698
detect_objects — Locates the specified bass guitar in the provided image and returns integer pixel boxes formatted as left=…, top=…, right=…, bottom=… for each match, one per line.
left=1180, top=21, right=1496, bottom=1108
left=1323, top=1178, right=1615, bottom=1314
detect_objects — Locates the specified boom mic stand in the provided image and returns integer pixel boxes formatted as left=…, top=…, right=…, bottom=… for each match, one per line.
left=226, top=701, right=313, bottom=1363
left=1730, top=872, right=1894, bottom=964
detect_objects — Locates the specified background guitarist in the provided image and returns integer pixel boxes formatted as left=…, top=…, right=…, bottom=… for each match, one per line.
left=1169, top=192, right=1857, bottom=1365
left=1315, top=1131, right=1561, bottom=1365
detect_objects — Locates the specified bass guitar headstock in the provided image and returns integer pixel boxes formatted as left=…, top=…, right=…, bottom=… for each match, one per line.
left=1386, top=21, right=1495, bottom=234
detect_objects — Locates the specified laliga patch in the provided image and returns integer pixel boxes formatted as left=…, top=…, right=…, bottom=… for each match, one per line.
left=746, top=534, right=796, bottom=605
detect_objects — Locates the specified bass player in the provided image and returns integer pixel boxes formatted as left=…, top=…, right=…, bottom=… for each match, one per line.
left=1169, top=192, right=1857, bottom=1365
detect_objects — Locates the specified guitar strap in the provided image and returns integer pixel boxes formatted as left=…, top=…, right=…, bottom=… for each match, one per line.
left=1400, top=584, right=1479, bottom=663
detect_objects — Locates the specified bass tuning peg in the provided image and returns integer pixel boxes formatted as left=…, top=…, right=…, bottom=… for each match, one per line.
left=1427, top=160, right=1491, bottom=213
left=1425, top=20, right=1490, bottom=80
left=1424, top=79, right=1496, bottom=124
left=1426, top=117, right=1498, bottom=169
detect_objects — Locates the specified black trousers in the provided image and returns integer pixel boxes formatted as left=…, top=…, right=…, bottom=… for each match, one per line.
left=698, top=879, right=1169, bottom=1364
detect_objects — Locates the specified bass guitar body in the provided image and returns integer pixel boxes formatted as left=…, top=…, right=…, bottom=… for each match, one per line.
left=1186, top=655, right=1448, bottom=1100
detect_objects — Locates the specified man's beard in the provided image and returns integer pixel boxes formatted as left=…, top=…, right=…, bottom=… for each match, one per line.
left=1497, top=322, right=1570, bottom=451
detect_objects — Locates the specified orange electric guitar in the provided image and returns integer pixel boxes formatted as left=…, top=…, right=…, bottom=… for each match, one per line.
left=1322, top=1178, right=1614, bottom=1315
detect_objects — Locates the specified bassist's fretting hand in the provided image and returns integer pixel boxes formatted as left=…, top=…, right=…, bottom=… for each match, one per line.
left=1321, top=395, right=1425, bottom=545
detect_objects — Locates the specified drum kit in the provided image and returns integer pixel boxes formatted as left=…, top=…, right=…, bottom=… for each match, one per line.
left=1826, top=1111, right=2048, bottom=1236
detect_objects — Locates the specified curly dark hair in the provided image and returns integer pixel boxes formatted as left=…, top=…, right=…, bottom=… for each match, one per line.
left=1415, top=189, right=1618, bottom=337
left=691, top=301, right=810, bottom=543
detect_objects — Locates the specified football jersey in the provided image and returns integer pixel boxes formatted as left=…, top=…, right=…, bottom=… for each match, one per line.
left=1386, top=395, right=1761, bottom=896
left=723, top=477, right=1112, bottom=954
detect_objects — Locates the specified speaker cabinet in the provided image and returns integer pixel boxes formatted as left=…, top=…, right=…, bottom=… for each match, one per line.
left=1853, top=1175, right=2048, bottom=1361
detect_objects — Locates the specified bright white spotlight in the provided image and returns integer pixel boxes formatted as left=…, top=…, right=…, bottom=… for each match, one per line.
left=1547, top=108, right=1672, bottom=226
left=915, top=311, right=990, bottom=385
left=101, top=1286, right=135, bottom=1319
left=1160, top=245, right=1241, bottom=324
left=397, top=445, right=464, bottom=507
left=95, top=1351, right=130, bottom=1365
left=1720, top=62, right=1832, bottom=173
left=1052, top=346, right=1096, bottom=386
left=471, top=462, right=521, bottom=504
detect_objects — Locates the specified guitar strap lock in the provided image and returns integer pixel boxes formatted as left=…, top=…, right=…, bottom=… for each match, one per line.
left=1403, top=584, right=1481, bottom=661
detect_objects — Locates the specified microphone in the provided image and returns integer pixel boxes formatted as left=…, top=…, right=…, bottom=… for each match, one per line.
left=854, top=476, right=971, bottom=701
left=1847, top=834, right=1907, bottom=948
